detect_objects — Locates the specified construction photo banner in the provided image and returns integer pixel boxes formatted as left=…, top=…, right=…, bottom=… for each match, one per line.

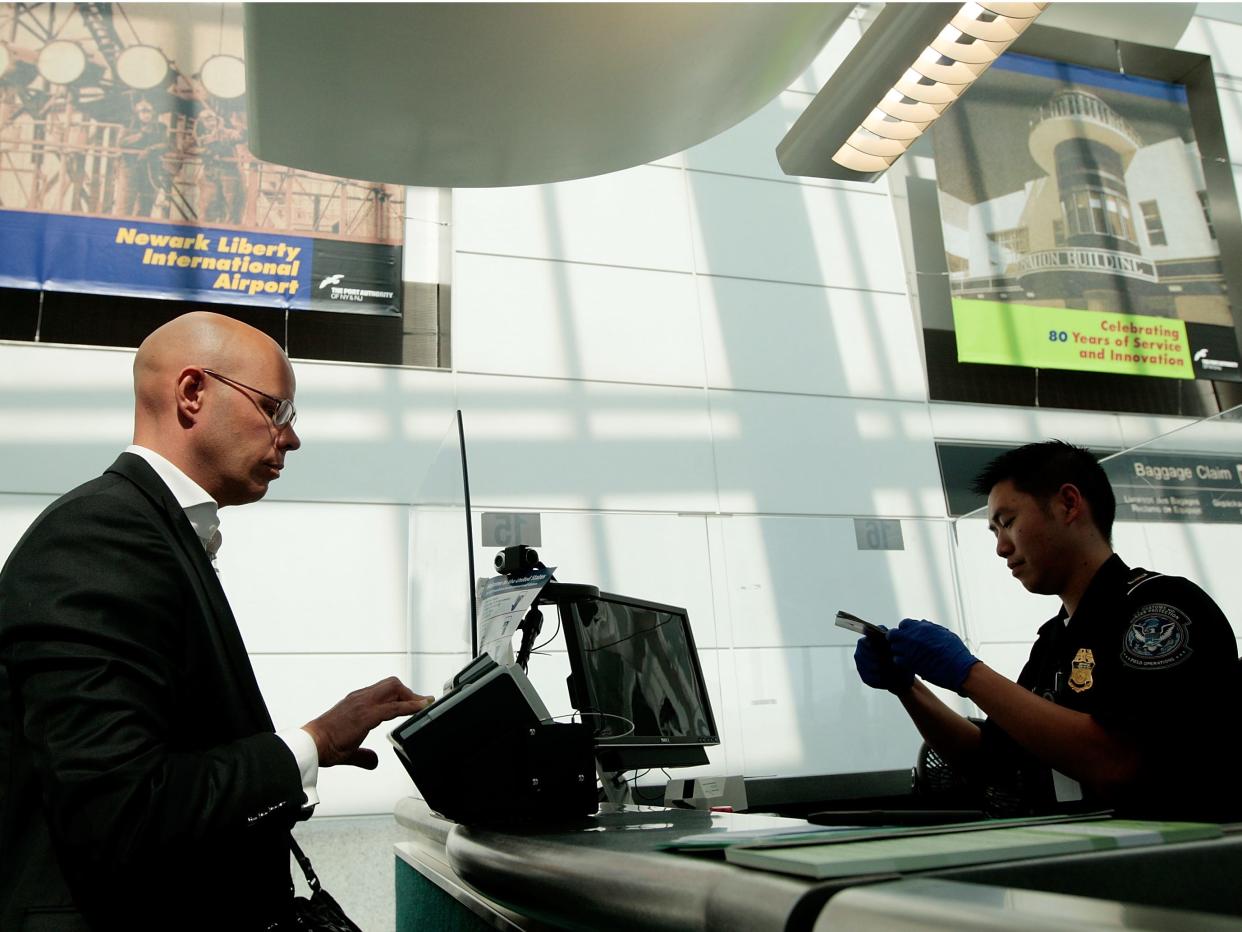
left=932, top=52, right=1242, bottom=382
left=0, top=3, right=403, bottom=315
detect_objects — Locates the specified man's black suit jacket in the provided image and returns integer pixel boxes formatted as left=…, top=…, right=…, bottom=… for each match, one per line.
left=0, top=453, right=306, bottom=930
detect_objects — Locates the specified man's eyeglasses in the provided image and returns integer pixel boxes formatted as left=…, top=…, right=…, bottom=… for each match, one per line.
left=202, top=368, right=297, bottom=429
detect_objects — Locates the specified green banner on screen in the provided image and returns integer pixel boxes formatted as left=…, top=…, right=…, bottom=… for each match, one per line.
left=952, top=299, right=1194, bottom=380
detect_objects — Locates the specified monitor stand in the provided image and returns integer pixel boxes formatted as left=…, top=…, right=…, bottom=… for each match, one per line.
left=597, top=763, right=634, bottom=810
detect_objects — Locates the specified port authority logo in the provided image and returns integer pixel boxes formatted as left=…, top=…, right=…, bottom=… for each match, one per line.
left=1186, top=323, right=1242, bottom=382
left=316, top=271, right=395, bottom=304
left=1121, top=603, right=1192, bottom=670
left=1192, top=347, right=1240, bottom=373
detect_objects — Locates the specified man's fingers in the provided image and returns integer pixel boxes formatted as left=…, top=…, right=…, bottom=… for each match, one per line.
left=344, top=747, right=379, bottom=770
left=309, top=681, right=436, bottom=766
left=396, top=694, right=434, bottom=711
left=358, top=697, right=432, bottom=728
left=367, top=680, right=412, bottom=700
left=375, top=676, right=416, bottom=700
left=360, top=677, right=429, bottom=703
left=385, top=698, right=430, bottom=720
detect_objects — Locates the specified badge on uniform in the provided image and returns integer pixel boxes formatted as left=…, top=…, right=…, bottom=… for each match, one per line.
left=1068, top=648, right=1095, bottom=693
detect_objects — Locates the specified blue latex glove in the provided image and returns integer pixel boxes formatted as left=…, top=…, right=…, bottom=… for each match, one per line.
left=853, top=626, right=914, bottom=694
left=888, top=618, right=978, bottom=693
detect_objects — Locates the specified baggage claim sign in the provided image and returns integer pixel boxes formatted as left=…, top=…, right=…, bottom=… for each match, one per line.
left=0, top=211, right=400, bottom=315
left=1104, top=451, right=1242, bottom=524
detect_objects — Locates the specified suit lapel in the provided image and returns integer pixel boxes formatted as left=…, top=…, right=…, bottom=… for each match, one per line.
left=105, top=453, right=275, bottom=732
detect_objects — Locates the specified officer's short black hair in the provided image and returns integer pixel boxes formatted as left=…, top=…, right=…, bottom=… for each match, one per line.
left=971, top=440, right=1115, bottom=542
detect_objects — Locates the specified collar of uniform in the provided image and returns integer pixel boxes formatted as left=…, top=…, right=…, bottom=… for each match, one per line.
left=1063, top=552, right=1129, bottom=630
left=1038, top=608, right=1069, bottom=637
left=1035, top=553, right=1130, bottom=637
left=124, top=444, right=220, bottom=547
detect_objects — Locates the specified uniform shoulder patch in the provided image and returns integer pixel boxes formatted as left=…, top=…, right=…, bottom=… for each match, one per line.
left=1121, top=602, right=1193, bottom=670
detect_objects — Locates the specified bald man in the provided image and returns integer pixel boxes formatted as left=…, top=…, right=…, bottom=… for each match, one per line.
left=0, top=312, right=432, bottom=930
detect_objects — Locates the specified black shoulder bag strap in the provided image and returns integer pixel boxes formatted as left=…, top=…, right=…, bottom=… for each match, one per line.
left=289, top=838, right=363, bottom=932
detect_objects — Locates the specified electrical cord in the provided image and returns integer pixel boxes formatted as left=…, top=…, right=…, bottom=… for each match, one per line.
left=542, top=710, right=635, bottom=738
left=631, top=769, right=671, bottom=805
left=530, top=612, right=561, bottom=652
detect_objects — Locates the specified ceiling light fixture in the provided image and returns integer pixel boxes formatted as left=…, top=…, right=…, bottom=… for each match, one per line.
left=778, top=2, right=1047, bottom=183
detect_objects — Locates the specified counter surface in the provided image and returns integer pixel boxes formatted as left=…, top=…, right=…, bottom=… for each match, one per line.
left=395, top=796, right=833, bottom=932
left=394, top=797, right=1242, bottom=931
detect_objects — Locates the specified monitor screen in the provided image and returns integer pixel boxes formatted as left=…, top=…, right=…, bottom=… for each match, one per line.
left=559, top=592, right=718, bottom=769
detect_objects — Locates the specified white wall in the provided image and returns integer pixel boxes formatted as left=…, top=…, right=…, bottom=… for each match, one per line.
left=4, top=8, right=1242, bottom=819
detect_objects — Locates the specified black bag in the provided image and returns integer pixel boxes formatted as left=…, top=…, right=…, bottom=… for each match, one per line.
left=289, top=838, right=362, bottom=932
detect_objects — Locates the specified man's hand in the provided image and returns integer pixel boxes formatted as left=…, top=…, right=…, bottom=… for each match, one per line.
left=888, top=618, right=978, bottom=694
left=304, top=677, right=433, bottom=769
left=853, top=627, right=914, bottom=693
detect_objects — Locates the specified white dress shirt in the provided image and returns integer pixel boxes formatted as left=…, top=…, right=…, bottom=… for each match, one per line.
left=124, top=445, right=320, bottom=808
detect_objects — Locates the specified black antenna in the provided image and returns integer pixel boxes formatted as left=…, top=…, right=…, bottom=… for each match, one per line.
left=456, top=410, right=479, bottom=656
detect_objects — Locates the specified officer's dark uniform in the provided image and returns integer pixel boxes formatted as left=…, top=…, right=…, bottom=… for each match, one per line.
left=979, top=554, right=1240, bottom=821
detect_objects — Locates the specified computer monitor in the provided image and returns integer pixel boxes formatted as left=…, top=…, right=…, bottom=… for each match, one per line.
left=558, top=592, right=719, bottom=772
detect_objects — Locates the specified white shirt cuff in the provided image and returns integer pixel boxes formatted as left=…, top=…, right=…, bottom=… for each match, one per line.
left=277, top=727, right=321, bottom=809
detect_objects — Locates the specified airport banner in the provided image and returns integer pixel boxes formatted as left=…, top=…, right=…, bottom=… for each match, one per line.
left=953, top=299, right=1195, bottom=379
left=0, top=3, right=403, bottom=315
left=932, top=51, right=1242, bottom=384
left=0, top=210, right=399, bottom=313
